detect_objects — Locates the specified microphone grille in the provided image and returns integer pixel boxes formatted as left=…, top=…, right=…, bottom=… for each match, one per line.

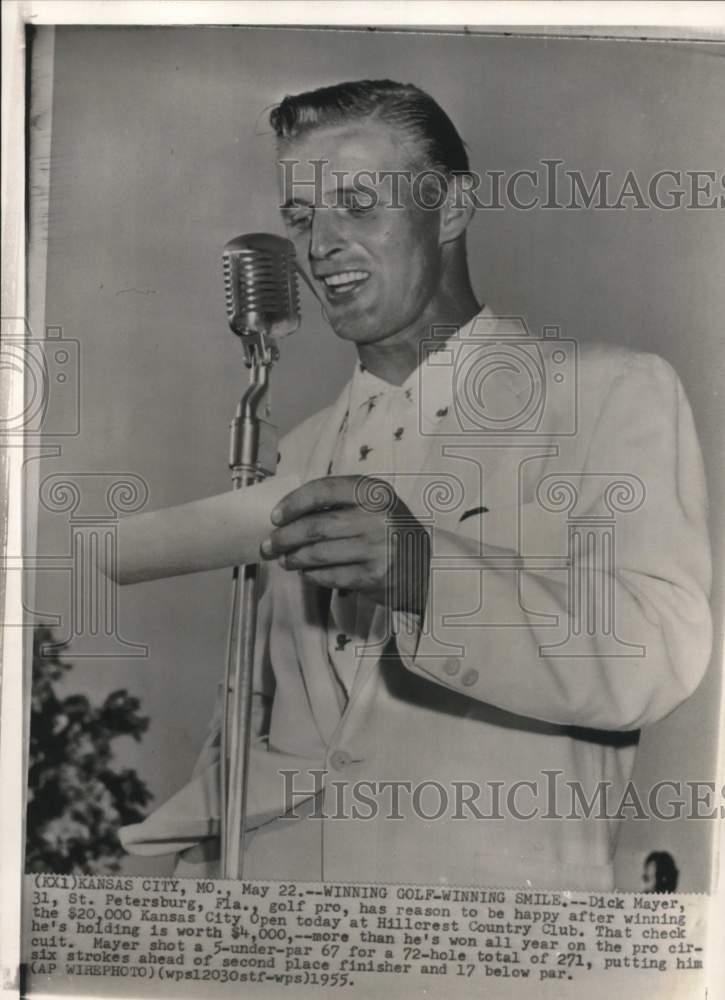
left=222, top=233, right=300, bottom=338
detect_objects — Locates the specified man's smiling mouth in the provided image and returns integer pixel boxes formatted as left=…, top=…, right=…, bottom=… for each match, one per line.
left=320, top=270, right=370, bottom=297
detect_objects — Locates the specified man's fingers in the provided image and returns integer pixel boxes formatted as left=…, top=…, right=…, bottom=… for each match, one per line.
left=278, top=539, right=370, bottom=570
left=298, top=565, right=364, bottom=591
left=271, top=476, right=359, bottom=526
left=262, top=509, right=361, bottom=557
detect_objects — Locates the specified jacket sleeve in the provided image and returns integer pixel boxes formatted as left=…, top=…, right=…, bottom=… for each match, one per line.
left=395, top=353, right=712, bottom=731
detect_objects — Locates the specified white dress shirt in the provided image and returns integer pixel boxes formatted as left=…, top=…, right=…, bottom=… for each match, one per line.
left=325, top=353, right=454, bottom=699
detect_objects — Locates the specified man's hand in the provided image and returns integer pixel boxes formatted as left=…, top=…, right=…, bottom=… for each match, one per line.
left=260, top=476, right=430, bottom=615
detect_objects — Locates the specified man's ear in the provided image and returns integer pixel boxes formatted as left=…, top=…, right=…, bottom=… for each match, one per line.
left=439, top=173, right=475, bottom=246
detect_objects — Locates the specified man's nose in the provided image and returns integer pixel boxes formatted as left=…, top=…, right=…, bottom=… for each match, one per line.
left=309, top=209, right=345, bottom=260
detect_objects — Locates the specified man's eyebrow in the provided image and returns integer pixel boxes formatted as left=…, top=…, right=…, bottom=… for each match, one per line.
left=280, top=183, right=377, bottom=215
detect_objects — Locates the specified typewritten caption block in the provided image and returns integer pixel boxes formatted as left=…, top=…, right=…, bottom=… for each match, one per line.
left=22, top=875, right=709, bottom=999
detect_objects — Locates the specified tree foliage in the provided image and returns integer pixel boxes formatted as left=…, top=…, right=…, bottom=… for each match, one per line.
left=26, top=627, right=153, bottom=873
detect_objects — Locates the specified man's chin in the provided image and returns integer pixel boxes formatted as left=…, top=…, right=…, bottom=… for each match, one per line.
left=322, top=308, right=378, bottom=343
left=326, top=321, right=383, bottom=344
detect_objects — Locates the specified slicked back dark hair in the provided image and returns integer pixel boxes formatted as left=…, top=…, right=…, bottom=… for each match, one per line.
left=269, top=79, right=470, bottom=175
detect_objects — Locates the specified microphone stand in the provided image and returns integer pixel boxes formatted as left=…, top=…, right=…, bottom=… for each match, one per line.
left=221, top=328, right=278, bottom=879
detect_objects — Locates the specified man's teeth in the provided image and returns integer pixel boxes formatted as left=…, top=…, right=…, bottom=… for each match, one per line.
left=323, top=271, right=369, bottom=288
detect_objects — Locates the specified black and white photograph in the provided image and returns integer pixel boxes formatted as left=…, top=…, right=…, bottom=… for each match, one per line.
left=2, top=4, right=725, bottom=999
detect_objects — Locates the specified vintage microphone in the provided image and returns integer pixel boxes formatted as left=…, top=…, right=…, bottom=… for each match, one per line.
left=220, top=233, right=300, bottom=878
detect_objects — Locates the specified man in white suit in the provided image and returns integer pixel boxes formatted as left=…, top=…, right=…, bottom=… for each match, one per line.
left=121, top=80, right=712, bottom=890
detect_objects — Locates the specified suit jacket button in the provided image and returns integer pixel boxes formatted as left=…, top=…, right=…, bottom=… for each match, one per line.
left=461, top=668, right=479, bottom=687
left=330, top=749, right=352, bottom=771
left=443, top=656, right=461, bottom=676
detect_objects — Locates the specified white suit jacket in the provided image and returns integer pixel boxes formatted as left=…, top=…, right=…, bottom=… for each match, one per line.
left=121, top=312, right=712, bottom=890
